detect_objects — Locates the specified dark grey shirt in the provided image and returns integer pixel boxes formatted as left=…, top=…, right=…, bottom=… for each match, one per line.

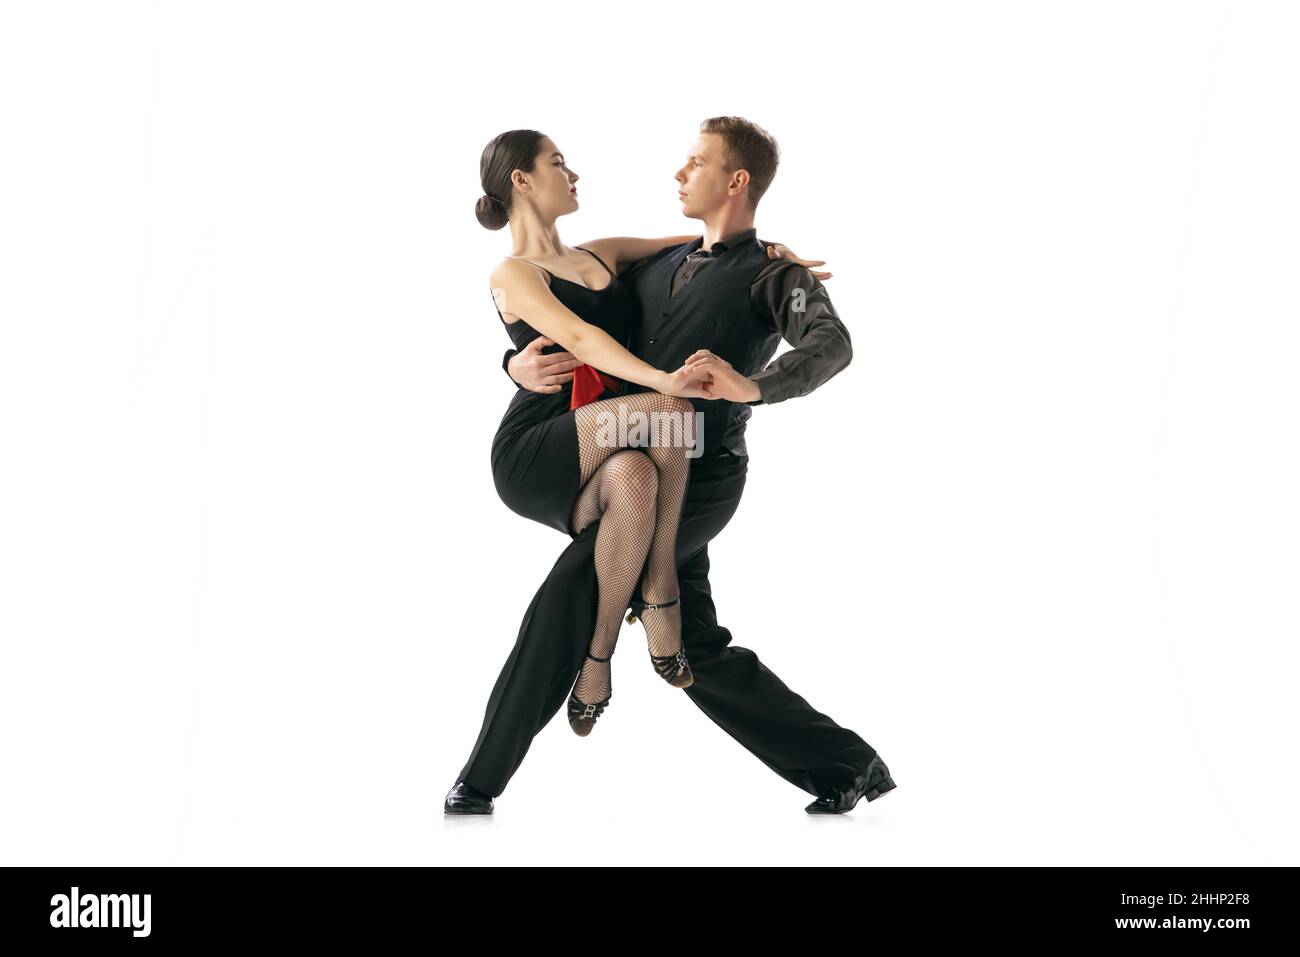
left=669, top=227, right=853, bottom=415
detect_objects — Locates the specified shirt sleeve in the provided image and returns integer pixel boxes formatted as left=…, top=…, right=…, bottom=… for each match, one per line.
left=744, top=260, right=853, bottom=406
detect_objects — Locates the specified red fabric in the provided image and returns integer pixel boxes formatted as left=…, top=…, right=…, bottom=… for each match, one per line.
left=570, top=364, right=621, bottom=411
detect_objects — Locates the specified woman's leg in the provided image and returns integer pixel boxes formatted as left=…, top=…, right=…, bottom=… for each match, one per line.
left=565, top=451, right=659, bottom=724
left=572, top=393, right=695, bottom=684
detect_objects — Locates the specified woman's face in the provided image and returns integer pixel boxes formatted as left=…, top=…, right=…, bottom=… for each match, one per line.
left=516, top=136, right=580, bottom=218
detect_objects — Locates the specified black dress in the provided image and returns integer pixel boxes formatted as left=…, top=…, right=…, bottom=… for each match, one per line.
left=490, top=247, right=638, bottom=536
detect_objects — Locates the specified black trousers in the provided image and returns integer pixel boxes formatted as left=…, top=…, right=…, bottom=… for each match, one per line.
left=457, top=451, right=878, bottom=798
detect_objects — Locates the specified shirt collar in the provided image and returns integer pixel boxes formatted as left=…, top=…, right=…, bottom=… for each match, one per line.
left=688, top=227, right=758, bottom=257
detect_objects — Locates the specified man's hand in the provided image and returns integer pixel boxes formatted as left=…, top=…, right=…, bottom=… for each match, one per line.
left=683, top=350, right=762, bottom=403
left=761, top=242, right=832, bottom=280
left=507, top=336, right=585, bottom=393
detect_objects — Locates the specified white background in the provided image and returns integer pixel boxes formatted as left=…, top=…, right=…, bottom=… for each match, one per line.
left=2, top=0, right=1296, bottom=866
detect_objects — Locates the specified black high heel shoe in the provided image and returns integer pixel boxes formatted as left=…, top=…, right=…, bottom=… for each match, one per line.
left=627, top=596, right=693, bottom=689
left=566, top=652, right=611, bottom=737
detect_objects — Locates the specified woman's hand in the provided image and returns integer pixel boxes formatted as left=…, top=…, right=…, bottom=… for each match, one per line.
left=660, top=362, right=712, bottom=399
left=761, top=241, right=832, bottom=280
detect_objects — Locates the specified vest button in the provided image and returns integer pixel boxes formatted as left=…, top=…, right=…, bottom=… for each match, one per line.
left=659, top=311, right=669, bottom=319
left=649, top=337, right=657, bottom=343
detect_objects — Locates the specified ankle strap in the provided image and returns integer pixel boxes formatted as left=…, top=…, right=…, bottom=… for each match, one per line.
left=632, top=596, right=680, bottom=612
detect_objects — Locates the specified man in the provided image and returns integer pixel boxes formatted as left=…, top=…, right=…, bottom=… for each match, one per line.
left=447, top=116, right=894, bottom=814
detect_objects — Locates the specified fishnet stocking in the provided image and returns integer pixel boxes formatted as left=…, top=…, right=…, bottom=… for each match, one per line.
left=567, top=451, right=658, bottom=706
left=567, top=392, right=695, bottom=706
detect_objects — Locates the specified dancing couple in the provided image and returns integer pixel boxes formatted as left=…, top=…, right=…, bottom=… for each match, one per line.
left=446, top=117, right=895, bottom=814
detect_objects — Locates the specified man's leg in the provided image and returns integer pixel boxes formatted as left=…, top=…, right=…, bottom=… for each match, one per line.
left=666, top=452, right=879, bottom=798
left=457, top=452, right=878, bottom=800
left=456, top=521, right=600, bottom=798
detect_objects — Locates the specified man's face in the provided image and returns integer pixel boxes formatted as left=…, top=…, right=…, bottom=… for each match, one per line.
left=674, top=133, right=736, bottom=219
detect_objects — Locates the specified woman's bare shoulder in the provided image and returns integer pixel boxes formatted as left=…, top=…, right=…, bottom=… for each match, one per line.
left=491, top=257, right=548, bottom=286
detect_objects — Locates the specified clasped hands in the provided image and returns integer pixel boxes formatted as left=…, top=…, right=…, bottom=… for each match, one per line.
left=664, top=350, right=760, bottom=403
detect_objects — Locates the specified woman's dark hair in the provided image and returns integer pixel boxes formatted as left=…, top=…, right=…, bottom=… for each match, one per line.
left=476, top=129, right=547, bottom=230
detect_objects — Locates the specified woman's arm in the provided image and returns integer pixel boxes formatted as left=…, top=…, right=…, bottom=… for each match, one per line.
left=579, top=235, right=698, bottom=274
left=490, top=260, right=704, bottom=397
left=583, top=235, right=833, bottom=280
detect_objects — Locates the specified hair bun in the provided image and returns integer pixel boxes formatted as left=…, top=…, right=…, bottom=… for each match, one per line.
left=475, top=192, right=508, bottom=230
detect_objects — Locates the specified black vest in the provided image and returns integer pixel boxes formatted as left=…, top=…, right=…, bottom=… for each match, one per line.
left=624, top=235, right=782, bottom=457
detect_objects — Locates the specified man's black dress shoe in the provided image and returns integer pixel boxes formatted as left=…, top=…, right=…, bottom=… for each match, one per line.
left=804, top=754, right=896, bottom=813
left=444, top=780, right=494, bottom=815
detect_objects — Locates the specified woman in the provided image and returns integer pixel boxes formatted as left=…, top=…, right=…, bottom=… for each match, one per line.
left=475, top=129, right=805, bottom=741
left=479, top=127, right=710, bottom=742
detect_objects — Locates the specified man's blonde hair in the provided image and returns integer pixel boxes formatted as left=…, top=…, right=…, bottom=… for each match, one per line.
left=699, top=116, right=780, bottom=210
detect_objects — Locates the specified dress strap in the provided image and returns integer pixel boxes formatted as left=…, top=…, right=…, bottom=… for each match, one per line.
left=506, top=257, right=555, bottom=282
left=575, top=246, right=616, bottom=279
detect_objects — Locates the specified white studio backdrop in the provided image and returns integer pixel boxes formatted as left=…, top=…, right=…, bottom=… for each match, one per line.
left=1, top=0, right=1296, bottom=865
